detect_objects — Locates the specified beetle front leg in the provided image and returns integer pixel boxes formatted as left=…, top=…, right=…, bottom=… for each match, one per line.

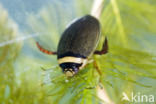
left=94, top=37, right=108, bottom=55
left=36, top=42, right=57, bottom=55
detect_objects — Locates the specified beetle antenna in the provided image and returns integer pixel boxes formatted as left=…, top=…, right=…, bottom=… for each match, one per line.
left=36, top=42, right=57, bottom=55
left=94, top=37, right=108, bottom=55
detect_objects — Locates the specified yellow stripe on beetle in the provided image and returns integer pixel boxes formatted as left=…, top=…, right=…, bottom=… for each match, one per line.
left=58, top=56, right=87, bottom=64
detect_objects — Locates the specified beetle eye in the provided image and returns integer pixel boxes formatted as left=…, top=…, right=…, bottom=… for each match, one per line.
left=72, top=66, right=79, bottom=73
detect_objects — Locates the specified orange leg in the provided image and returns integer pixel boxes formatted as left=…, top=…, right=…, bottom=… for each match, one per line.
left=93, top=61, right=104, bottom=89
left=93, top=61, right=102, bottom=76
left=36, top=42, right=57, bottom=55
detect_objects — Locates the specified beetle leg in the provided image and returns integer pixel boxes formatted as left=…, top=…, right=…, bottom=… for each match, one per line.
left=87, top=59, right=94, bottom=64
left=93, top=61, right=102, bottom=76
left=36, top=42, right=57, bottom=55
left=94, top=37, right=108, bottom=55
left=93, top=61, right=103, bottom=86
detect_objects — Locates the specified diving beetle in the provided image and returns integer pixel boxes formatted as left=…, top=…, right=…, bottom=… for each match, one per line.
left=36, top=15, right=108, bottom=77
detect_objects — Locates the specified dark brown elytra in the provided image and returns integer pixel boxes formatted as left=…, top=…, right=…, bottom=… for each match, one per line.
left=57, top=15, right=101, bottom=59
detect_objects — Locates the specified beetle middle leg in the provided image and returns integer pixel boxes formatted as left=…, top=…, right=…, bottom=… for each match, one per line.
left=93, top=61, right=102, bottom=77
left=36, top=42, right=57, bottom=55
left=93, top=61, right=104, bottom=89
left=94, top=37, right=108, bottom=55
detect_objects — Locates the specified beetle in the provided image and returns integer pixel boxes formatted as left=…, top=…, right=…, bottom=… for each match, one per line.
left=36, top=15, right=108, bottom=77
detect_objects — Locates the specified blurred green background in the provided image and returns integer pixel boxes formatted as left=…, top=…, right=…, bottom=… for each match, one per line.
left=0, top=0, right=156, bottom=104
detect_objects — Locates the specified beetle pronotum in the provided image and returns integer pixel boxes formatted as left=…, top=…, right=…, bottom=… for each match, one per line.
left=36, top=15, right=108, bottom=77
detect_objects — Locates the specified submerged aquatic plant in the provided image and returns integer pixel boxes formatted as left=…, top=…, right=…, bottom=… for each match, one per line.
left=28, top=0, right=156, bottom=103
left=0, top=5, right=21, bottom=103
left=0, top=0, right=156, bottom=103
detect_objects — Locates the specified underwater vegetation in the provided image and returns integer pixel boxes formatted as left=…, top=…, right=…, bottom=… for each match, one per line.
left=0, top=0, right=156, bottom=104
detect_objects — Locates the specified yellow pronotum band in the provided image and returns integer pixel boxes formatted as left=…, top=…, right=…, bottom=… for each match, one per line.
left=58, top=56, right=86, bottom=64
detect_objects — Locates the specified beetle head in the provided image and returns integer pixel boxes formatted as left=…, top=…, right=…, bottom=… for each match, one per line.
left=60, top=63, right=81, bottom=77
left=63, top=67, right=78, bottom=77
